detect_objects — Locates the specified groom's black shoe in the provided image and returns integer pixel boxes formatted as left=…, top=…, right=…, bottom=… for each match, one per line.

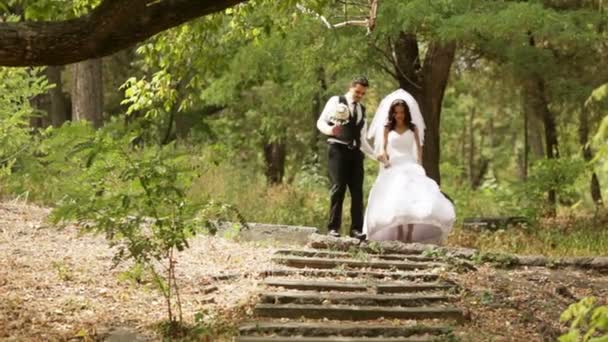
left=350, top=230, right=367, bottom=241
left=327, top=229, right=340, bottom=238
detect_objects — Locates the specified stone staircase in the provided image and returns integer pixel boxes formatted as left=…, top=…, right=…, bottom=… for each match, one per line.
left=235, top=245, right=465, bottom=341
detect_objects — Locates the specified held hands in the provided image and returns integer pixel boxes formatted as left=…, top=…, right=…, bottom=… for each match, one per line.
left=377, top=152, right=390, bottom=168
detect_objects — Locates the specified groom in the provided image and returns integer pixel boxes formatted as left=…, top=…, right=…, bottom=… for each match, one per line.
left=317, top=76, right=376, bottom=240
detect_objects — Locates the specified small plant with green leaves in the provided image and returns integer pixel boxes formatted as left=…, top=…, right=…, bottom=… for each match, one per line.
left=480, top=290, right=494, bottom=305
left=472, top=252, right=518, bottom=268
left=51, top=261, right=74, bottom=282
left=347, top=246, right=370, bottom=261
left=422, top=247, right=448, bottom=258
left=559, top=297, right=608, bottom=342
left=117, top=262, right=149, bottom=286
left=221, top=222, right=242, bottom=240
left=50, top=124, right=244, bottom=336
left=366, top=241, right=385, bottom=255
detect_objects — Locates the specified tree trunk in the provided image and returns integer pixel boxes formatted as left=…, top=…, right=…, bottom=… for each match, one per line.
left=311, top=66, right=327, bottom=158
left=579, top=106, right=603, bottom=206
left=29, top=94, right=51, bottom=128
left=264, top=142, right=286, bottom=185
left=472, top=120, right=488, bottom=189
left=46, top=66, right=70, bottom=126
left=468, top=108, right=476, bottom=187
left=523, top=76, right=559, bottom=215
left=460, top=120, right=467, bottom=182
left=522, top=97, right=529, bottom=180
left=29, top=65, right=51, bottom=128
left=393, top=32, right=456, bottom=185
left=71, top=58, right=104, bottom=128
left=526, top=112, right=546, bottom=160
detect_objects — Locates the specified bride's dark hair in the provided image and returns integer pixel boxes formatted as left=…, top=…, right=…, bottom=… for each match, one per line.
left=385, top=99, right=416, bottom=131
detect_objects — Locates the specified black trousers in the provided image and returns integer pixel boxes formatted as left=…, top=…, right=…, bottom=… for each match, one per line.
left=327, top=143, right=364, bottom=233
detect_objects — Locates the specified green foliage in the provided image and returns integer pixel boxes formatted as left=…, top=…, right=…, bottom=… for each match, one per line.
left=51, top=260, right=74, bottom=282
left=449, top=212, right=608, bottom=257
left=117, top=262, right=148, bottom=286
left=50, top=130, right=198, bottom=263
left=190, top=159, right=329, bottom=229
left=0, top=67, right=50, bottom=179
left=39, top=119, right=244, bottom=325
left=3, top=121, right=97, bottom=202
left=422, top=247, right=447, bottom=258
left=560, top=297, right=608, bottom=342
left=472, top=251, right=518, bottom=268
left=589, top=84, right=608, bottom=161
left=497, top=158, right=588, bottom=217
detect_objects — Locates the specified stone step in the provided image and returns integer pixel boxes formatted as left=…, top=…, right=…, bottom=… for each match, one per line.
left=263, top=279, right=454, bottom=293
left=254, top=303, right=464, bottom=322
left=235, top=337, right=438, bottom=342
left=262, top=269, right=440, bottom=282
left=261, top=291, right=452, bottom=306
left=274, top=249, right=437, bottom=262
left=272, top=256, right=442, bottom=271
left=238, top=322, right=452, bottom=338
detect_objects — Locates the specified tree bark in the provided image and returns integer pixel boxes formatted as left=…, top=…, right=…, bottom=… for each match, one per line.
left=527, top=111, right=546, bottom=159
left=460, top=120, right=467, bottom=182
left=71, top=59, right=104, bottom=128
left=523, top=75, right=559, bottom=215
left=311, top=66, right=327, bottom=158
left=579, top=106, right=603, bottom=206
left=29, top=94, right=51, bottom=128
left=0, top=0, right=246, bottom=66
left=472, top=120, right=489, bottom=189
left=393, top=32, right=456, bottom=184
left=468, top=108, right=476, bottom=187
left=264, top=142, right=286, bottom=185
left=522, top=97, right=529, bottom=180
left=46, top=66, right=70, bottom=126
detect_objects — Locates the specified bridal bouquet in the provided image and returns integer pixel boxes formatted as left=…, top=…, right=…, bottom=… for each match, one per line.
left=329, top=103, right=350, bottom=125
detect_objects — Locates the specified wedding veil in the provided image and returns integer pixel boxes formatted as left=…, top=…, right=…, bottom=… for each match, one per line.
left=367, top=89, right=426, bottom=155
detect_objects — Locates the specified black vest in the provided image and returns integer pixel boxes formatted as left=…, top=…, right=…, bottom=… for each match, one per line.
left=331, top=96, right=365, bottom=148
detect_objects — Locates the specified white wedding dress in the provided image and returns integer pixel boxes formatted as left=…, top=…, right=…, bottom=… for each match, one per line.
left=363, top=128, right=456, bottom=245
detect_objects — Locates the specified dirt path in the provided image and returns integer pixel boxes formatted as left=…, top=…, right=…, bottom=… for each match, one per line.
left=0, top=202, right=275, bottom=341
left=1, top=201, right=607, bottom=341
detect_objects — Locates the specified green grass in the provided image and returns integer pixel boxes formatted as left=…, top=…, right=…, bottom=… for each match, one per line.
left=448, top=213, right=608, bottom=257
left=4, top=143, right=607, bottom=258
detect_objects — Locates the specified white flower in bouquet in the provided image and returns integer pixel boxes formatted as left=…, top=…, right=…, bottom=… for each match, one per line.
left=330, top=103, right=350, bottom=125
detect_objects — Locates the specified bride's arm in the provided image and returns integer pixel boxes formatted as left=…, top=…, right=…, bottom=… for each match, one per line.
left=414, top=127, right=423, bottom=164
left=383, top=127, right=389, bottom=155
left=378, top=127, right=390, bottom=165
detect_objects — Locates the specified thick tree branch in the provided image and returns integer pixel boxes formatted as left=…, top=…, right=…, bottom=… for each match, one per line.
left=0, top=0, right=247, bottom=66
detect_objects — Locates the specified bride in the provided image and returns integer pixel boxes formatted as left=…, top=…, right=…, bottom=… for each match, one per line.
left=363, top=89, right=455, bottom=244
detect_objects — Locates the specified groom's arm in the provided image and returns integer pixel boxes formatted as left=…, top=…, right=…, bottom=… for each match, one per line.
left=359, top=121, right=377, bottom=160
left=317, top=96, right=338, bottom=136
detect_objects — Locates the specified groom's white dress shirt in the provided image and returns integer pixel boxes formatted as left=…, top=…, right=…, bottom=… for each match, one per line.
left=317, top=92, right=375, bottom=159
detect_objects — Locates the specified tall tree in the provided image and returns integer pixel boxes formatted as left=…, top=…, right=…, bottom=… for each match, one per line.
left=46, top=66, right=70, bottom=126
left=390, top=33, right=456, bottom=184
left=71, top=59, right=104, bottom=128
left=579, top=105, right=603, bottom=206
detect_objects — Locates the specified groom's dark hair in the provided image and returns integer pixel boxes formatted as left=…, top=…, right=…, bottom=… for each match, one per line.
left=351, top=76, right=369, bottom=88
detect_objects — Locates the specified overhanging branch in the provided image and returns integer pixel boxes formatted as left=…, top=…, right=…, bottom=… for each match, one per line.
left=0, top=0, right=247, bottom=66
